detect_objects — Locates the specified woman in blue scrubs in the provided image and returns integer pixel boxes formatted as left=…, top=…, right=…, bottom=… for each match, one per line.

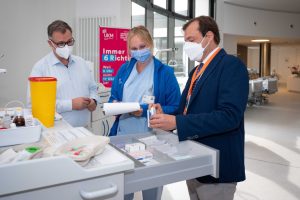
left=109, top=26, right=180, bottom=136
left=108, top=26, right=181, bottom=200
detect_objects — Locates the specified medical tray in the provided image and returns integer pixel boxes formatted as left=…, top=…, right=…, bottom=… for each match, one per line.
left=0, top=119, right=42, bottom=147
left=110, top=130, right=219, bottom=194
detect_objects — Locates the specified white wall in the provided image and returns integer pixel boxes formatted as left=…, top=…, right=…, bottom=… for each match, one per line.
left=216, top=1, right=300, bottom=84
left=246, top=45, right=300, bottom=84
left=222, top=3, right=300, bottom=39
left=215, top=0, right=225, bottom=48
left=0, top=0, right=131, bottom=107
left=223, top=34, right=238, bottom=55
left=247, top=47, right=259, bottom=71
left=271, top=45, right=300, bottom=83
left=75, top=0, right=131, bottom=28
left=0, top=0, right=75, bottom=107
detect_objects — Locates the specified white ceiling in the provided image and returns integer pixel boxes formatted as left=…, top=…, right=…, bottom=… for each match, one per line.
left=224, top=0, right=300, bottom=13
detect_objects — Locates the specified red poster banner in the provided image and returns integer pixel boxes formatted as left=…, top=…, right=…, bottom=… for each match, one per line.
left=99, top=27, right=130, bottom=87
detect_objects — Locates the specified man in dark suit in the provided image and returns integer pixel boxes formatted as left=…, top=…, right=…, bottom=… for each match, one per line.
left=150, top=16, right=249, bottom=200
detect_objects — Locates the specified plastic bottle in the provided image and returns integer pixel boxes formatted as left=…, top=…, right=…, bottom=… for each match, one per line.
left=25, top=115, right=34, bottom=127
left=3, top=113, right=11, bottom=129
left=0, top=117, right=3, bottom=128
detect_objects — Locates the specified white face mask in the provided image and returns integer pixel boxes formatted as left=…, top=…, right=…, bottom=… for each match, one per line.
left=55, top=45, right=73, bottom=59
left=183, top=37, right=209, bottom=61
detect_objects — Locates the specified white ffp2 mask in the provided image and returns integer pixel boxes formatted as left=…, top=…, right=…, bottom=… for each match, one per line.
left=56, top=45, right=73, bottom=59
left=183, top=37, right=209, bottom=61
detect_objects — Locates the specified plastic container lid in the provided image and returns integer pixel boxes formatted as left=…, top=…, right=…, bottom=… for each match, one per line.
left=28, top=77, right=57, bottom=82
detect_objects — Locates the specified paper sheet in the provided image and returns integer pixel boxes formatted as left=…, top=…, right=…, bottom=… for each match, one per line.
left=103, top=102, right=140, bottom=116
left=84, top=145, right=130, bottom=169
left=43, top=127, right=93, bottom=147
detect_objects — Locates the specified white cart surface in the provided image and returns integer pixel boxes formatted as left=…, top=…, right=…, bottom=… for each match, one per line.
left=0, top=120, right=134, bottom=200
left=0, top=121, right=219, bottom=200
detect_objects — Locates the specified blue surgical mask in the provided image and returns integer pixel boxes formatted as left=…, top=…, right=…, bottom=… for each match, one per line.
left=131, top=48, right=152, bottom=63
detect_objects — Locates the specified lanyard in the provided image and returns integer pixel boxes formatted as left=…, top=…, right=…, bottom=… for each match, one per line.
left=183, top=48, right=221, bottom=115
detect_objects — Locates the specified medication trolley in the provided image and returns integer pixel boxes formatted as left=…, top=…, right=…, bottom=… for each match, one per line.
left=0, top=121, right=219, bottom=200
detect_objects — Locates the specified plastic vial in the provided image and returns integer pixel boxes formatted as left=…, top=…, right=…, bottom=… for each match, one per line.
left=0, top=116, right=3, bottom=128
left=3, top=113, right=11, bottom=129
left=25, top=115, right=34, bottom=127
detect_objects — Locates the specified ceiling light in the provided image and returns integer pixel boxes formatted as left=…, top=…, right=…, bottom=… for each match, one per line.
left=251, top=39, right=270, bottom=43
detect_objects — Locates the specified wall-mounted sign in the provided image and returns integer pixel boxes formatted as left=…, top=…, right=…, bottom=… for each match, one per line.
left=99, top=27, right=130, bottom=87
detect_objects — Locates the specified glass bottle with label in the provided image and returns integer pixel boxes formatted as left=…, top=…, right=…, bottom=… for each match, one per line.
left=13, top=108, right=25, bottom=127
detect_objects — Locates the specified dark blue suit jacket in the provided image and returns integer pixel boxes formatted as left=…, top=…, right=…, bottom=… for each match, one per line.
left=176, top=48, right=249, bottom=183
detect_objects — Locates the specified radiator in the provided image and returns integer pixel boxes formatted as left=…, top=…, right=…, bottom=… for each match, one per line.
left=76, top=16, right=116, bottom=82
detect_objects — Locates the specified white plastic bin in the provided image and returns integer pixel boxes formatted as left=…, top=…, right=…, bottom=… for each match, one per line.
left=0, top=119, right=42, bottom=147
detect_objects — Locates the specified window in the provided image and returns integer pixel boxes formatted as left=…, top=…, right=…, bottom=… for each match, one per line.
left=153, top=0, right=167, bottom=9
left=132, top=2, right=145, bottom=27
left=153, top=12, right=168, bottom=64
left=195, top=0, right=209, bottom=17
left=131, top=0, right=211, bottom=80
left=174, top=0, right=188, bottom=16
left=174, top=19, right=188, bottom=77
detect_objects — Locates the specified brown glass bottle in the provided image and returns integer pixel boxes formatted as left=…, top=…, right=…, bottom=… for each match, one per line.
left=13, top=116, right=25, bottom=127
left=13, top=109, right=25, bottom=127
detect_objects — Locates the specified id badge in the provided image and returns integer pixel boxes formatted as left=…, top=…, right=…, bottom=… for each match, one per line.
left=142, top=95, right=155, bottom=104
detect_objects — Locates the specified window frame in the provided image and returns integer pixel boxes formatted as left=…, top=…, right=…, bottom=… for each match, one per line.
left=131, top=0, right=214, bottom=75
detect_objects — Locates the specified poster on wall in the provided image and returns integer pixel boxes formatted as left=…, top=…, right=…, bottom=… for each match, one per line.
left=99, top=27, right=130, bottom=87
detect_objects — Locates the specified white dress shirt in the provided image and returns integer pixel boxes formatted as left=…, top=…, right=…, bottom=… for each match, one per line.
left=202, top=46, right=220, bottom=64
left=27, top=52, right=100, bottom=127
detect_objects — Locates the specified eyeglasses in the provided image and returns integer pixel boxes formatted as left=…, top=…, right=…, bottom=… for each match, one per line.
left=50, top=38, right=75, bottom=48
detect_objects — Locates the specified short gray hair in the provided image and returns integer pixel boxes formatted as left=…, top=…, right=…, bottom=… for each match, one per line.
left=47, top=20, right=72, bottom=38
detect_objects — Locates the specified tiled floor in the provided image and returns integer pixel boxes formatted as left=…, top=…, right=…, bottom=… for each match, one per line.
left=235, top=87, right=300, bottom=200
left=159, top=87, right=300, bottom=200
